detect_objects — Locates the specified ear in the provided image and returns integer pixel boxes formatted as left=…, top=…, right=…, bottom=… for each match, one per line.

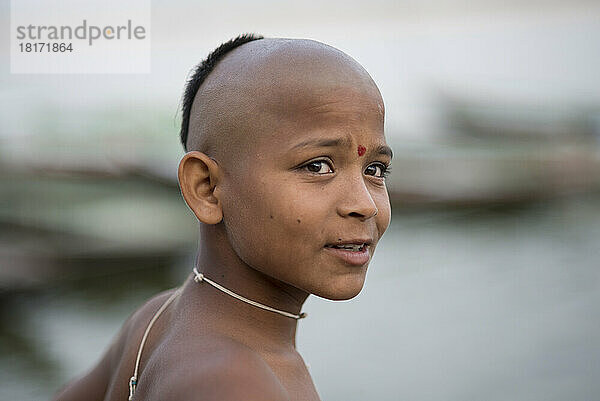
left=178, top=151, right=223, bottom=224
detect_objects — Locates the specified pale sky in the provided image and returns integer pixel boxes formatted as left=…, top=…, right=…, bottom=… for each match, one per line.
left=1, top=0, right=599, bottom=143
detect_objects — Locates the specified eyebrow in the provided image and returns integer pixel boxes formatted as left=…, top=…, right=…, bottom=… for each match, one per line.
left=291, top=137, right=393, bottom=159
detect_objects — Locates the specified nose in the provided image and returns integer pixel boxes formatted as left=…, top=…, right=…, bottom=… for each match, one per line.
left=336, top=174, right=378, bottom=220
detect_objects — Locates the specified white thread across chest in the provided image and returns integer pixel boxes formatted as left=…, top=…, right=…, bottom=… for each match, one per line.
left=127, top=288, right=182, bottom=401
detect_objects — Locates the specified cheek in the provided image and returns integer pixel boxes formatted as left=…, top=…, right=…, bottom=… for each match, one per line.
left=223, top=176, right=323, bottom=273
left=258, top=186, right=325, bottom=260
left=374, top=187, right=392, bottom=237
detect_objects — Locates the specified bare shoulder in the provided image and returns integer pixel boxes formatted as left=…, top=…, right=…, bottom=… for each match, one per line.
left=53, top=288, right=180, bottom=401
left=141, top=337, right=290, bottom=401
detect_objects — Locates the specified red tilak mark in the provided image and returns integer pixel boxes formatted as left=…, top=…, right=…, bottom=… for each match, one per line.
left=357, top=145, right=366, bottom=156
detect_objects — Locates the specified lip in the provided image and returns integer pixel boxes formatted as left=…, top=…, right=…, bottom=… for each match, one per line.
left=323, top=243, right=371, bottom=266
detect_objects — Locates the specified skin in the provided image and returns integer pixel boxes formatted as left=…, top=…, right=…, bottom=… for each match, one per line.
left=53, top=38, right=393, bottom=401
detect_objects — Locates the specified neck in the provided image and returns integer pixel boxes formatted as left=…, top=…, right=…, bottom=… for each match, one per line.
left=177, top=224, right=309, bottom=352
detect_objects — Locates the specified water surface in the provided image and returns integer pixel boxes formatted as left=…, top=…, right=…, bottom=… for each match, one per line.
left=1, top=196, right=598, bottom=401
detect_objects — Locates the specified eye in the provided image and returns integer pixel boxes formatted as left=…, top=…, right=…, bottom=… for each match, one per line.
left=302, top=159, right=334, bottom=174
left=364, top=162, right=391, bottom=178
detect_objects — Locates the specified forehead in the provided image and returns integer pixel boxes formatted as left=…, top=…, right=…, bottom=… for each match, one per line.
left=193, top=38, right=387, bottom=166
left=282, top=83, right=383, bottom=123
left=254, top=82, right=386, bottom=155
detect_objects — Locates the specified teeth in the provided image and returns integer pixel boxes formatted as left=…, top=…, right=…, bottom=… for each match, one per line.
left=330, top=243, right=364, bottom=251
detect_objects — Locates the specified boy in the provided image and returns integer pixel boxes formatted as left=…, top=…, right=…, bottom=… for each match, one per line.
left=53, top=33, right=393, bottom=401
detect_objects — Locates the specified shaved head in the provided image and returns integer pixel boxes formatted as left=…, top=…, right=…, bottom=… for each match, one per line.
left=183, top=36, right=384, bottom=172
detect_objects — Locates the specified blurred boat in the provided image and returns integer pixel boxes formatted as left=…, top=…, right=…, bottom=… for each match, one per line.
left=2, top=95, right=600, bottom=289
left=386, top=140, right=600, bottom=206
left=386, top=96, right=600, bottom=206
left=0, top=162, right=196, bottom=291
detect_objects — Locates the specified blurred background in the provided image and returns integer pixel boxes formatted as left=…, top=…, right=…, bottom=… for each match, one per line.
left=1, top=1, right=599, bottom=400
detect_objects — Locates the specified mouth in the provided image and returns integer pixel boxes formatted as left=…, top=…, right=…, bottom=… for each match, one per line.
left=324, top=240, right=372, bottom=266
left=324, top=243, right=368, bottom=252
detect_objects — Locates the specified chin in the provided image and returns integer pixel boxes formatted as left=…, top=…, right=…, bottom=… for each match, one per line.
left=312, top=277, right=366, bottom=301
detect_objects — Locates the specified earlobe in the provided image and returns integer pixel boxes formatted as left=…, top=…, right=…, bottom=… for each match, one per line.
left=177, top=151, right=223, bottom=224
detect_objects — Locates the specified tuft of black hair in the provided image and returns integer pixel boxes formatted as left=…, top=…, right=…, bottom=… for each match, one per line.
left=179, top=33, right=264, bottom=151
